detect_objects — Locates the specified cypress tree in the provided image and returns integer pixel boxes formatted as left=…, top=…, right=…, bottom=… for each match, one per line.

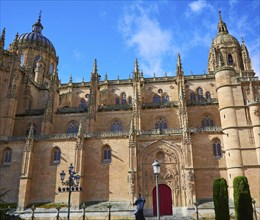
left=213, top=178, right=230, bottom=220
left=233, top=176, right=253, bottom=220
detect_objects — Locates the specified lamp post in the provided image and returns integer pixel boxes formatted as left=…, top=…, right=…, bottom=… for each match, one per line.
left=59, top=163, right=81, bottom=220
left=152, top=160, right=160, bottom=220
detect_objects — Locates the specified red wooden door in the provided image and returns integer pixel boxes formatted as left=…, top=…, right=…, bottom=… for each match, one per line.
left=153, top=184, right=173, bottom=216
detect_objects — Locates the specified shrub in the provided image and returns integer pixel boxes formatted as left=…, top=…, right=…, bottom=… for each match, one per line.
left=233, top=176, right=253, bottom=220
left=213, top=178, right=229, bottom=220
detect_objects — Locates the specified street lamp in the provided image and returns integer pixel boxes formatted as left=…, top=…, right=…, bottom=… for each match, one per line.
left=152, top=160, right=160, bottom=220
left=59, top=163, right=81, bottom=220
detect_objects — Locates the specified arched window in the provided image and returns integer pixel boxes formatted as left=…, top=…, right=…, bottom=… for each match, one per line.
left=115, top=97, right=120, bottom=105
left=25, top=124, right=36, bottom=136
left=201, top=115, right=214, bottom=127
left=79, top=98, right=87, bottom=109
left=52, top=147, right=61, bottom=164
left=153, top=95, right=161, bottom=103
left=213, top=139, right=222, bottom=158
left=20, top=54, right=25, bottom=66
left=190, top=93, right=196, bottom=103
left=227, top=54, right=233, bottom=65
left=111, top=120, right=122, bottom=132
left=205, top=92, right=211, bottom=101
left=67, top=121, right=79, bottom=134
left=103, top=146, right=111, bottom=163
left=3, top=148, right=12, bottom=165
left=162, top=95, right=169, bottom=103
left=121, top=92, right=127, bottom=105
left=128, top=96, right=132, bottom=105
left=197, top=87, right=204, bottom=103
left=155, top=117, right=167, bottom=129
left=49, top=63, right=53, bottom=74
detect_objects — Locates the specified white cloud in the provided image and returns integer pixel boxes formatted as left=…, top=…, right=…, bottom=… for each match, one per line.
left=118, top=2, right=175, bottom=75
left=186, top=0, right=212, bottom=16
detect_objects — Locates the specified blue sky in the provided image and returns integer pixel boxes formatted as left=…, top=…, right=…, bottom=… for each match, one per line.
left=1, top=0, right=259, bottom=83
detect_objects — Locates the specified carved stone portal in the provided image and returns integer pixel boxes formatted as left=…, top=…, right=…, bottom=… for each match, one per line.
left=138, top=140, right=193, bottom=208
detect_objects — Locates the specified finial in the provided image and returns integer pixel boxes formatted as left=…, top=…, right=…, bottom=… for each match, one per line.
left=77, top=121, right=83, bottom=137
left=28, top=123, right=34, bottom=139
left=82, top=77, right=84, bottom=83
left=218, top=7, right=222, bottom=21
left=92, top=59, right=98, bottom=73
left=117, top=75, right=120, bottom=80
left=38, top=10, right=42, bottom=22
left=153, top=73, right=156, bottom=78
left=242, top=37, right=245, bottom=45
left=134, top=58, right=139, bottom=73
left=177, top=53, right=182, bottom=70
left=1, top=28, right=6, bottom=48
left=69, top=75, right=72, bottom=83
left=104, top=72, right=108, bottom=81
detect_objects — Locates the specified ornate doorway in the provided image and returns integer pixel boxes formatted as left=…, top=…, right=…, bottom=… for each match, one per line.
left=152, top=184, right=172, bottom=216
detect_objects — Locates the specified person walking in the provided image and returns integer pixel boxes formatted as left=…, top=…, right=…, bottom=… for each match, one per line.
left=134, top=194, right=146, bottom=220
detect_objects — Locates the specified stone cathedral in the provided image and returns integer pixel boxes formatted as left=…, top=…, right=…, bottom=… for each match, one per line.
left=0, top=12, right=259, bottom=216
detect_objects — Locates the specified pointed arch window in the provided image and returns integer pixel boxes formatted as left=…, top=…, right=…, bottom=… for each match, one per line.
left=128, top=96, right=132, bottom=105
left=111, top=120, right=122, bottom=132
left=197, top=87, right=204, bottom=103
left=213, top=139, right=222, bottom=159
left=121, top=92, right=127, bottom=105
left=205, top=92, right=211, bottom=101
left=49, top=63, right=54, bottom=74
left=201, top=115, right=214, bottom=128
left=190, top=93, right=196, bottom=103
left=115, top=97, right=120, bottom=105
left=67, top=121, right=79, bottom=134
left=162, top=95, right=169, bottom=103
left=20, top=54, right=25, bottom=66
left=227, top=54, right=233, bottom=65
left=79, top=98, right=87, bottom=109
left=3, top=148, right=12, bottom=166
left=153, top=95, right=161, bottom=103
left=155, top=117, right=168, bottom=130
left=25, top=124, right=36, bottom=136
left=103, top=146, right=111, bottom=163
left=52, top=147, right=61, bottom=164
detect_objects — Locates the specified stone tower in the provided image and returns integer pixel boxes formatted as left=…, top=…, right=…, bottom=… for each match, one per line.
left=209, top=11, right=259, bottom=197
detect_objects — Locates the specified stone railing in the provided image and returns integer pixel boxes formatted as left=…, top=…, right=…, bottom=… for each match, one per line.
left=137, top=128, right=183, bottom=135
left=189, top=126, right=222, bottom=133
left=6, top=127, right=222, bottom=142
left=187, top=98, right=218, bottom=106
left=85, top=131, right=130, bottom=138
left=98, top=104, right=132, bottom=112
left=56, top=107, right=87, bottom=114
left=247, top=98, right=260, bottom=105
left=236, top=76, right=259, bottom=82
left=142, top=101, right=178, bottom=109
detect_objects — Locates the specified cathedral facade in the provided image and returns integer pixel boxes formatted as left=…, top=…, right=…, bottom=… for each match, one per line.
left=0, top=12, right=259, bottom=216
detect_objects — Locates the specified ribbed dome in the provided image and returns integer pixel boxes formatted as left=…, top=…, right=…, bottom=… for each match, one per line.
left=17, top=15, right=56, bottom=55
left=213, top=33, right=240, bottom=48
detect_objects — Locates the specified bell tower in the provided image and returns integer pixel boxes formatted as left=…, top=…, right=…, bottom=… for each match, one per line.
left=211, top=11, right=259, bottom=198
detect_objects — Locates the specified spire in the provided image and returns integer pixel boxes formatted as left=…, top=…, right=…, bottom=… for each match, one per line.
left=92, top=59, right=98, bottom=74
left=217, top=10, right=228, bottom=34
left=0, top=28, right=5, bottom=49
left=133, top=59, right=140, bottom=80
left=176, top=53, right=183, bottom=75
left=32, top=11, right=43, bottom=34
left=134, top=58, right=139, bottom=73
left=242, top=37, right=245, bottom=45
left=69, top=75, right=72, bottom=84
left=218, top=9, right=222, bottom=21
